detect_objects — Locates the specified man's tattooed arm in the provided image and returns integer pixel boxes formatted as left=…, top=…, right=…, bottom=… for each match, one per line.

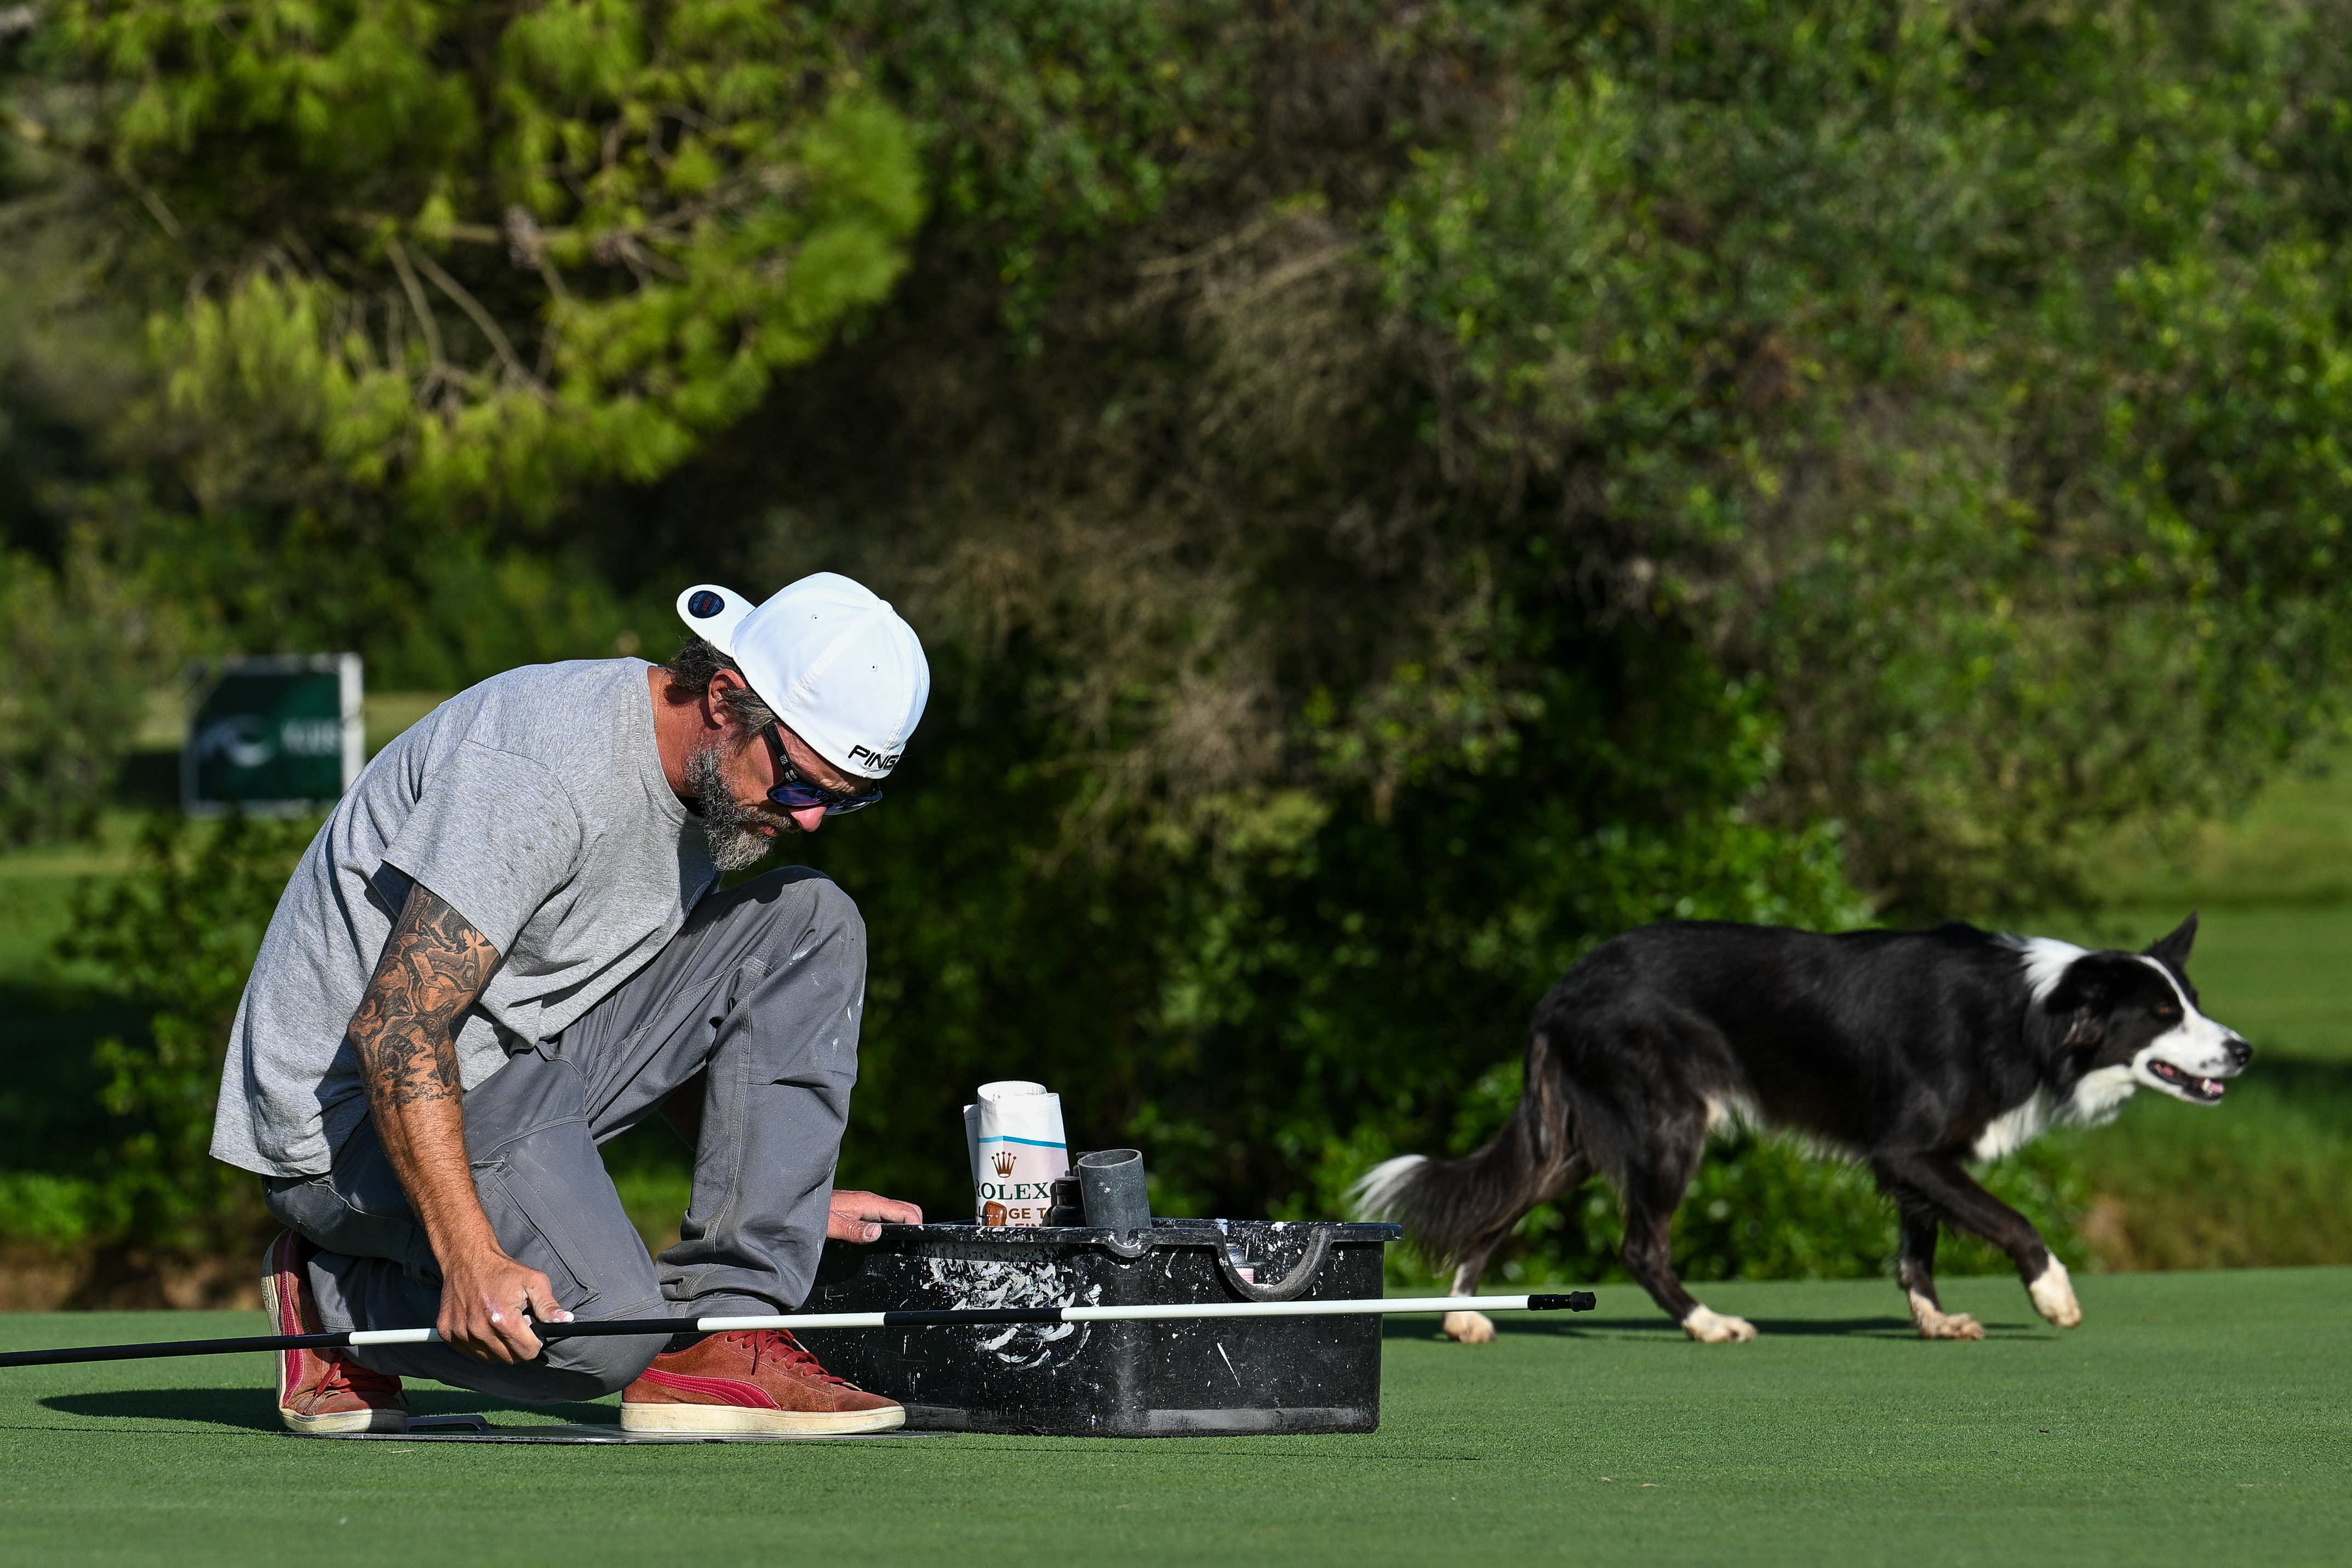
left=345, top=882, right=566, bottom=1364
left=350, top=883, right=498, bottom=1109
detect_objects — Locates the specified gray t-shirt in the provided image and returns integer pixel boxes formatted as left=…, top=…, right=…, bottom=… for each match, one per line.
left=210, top=659, right=720, bottom=1176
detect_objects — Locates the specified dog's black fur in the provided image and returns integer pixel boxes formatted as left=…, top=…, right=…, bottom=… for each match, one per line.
left=1357, top=915, right=2251, bottom=1341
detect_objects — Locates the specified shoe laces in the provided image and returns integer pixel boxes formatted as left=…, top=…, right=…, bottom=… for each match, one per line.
left=725, top=1329, right=855, bottom=1388
left=321, top=1353, right=402, bottom=1400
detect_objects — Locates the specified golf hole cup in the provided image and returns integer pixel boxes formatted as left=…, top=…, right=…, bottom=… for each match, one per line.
left=1077, top=1148, right=1152, bottom=1240
left=963, top=1081, right=1070, bottom=1226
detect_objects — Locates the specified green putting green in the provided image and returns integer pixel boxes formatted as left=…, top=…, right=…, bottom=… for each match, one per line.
left=3, top=1270, right=2347, bottom=1565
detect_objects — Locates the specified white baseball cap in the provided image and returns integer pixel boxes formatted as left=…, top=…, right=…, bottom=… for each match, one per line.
left=674, top=573, right=930, bottom=779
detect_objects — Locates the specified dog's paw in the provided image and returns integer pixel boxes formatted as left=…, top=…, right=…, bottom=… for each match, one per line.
left=1441, top=1311, right=1496, bottom=1343
left=1907, top=1290, right=1985, bottom=1340
left=2027, top=1259, right=2082, bottom=1328
left=1681, top=1306, right=1758, bottom=1343
left=1914, top=1309, right=1985, bottom=1341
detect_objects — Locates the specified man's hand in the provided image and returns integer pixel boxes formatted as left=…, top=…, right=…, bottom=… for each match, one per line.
left=828, top=1189, right=922, bottom=1243
left=436, top=1244, right=571, bottom=1363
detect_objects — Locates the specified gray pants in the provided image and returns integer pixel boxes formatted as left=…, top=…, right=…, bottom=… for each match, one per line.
left=264, top=867, right=865, bottom=1403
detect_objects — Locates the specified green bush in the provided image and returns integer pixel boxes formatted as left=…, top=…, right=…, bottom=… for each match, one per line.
left=0, top=1170, right=103, bottom=1251
left=50, top=812, right=316, bottom=1257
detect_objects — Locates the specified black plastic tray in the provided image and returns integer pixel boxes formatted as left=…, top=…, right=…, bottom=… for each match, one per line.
left=791, top=1219, right=1401, bottom=1437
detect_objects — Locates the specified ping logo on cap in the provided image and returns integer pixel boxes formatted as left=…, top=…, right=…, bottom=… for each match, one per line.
left=687, top=590, right=726, bottom=618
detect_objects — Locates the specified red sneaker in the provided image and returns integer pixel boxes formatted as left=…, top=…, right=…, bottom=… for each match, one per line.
left=621, top=1329, right=905, bottom=1435
left=262, top=1230, right=407, bottom=1435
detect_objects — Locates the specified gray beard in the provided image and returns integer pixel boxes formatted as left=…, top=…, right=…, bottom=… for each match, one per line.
left=685, top=741, right=780, bottom=872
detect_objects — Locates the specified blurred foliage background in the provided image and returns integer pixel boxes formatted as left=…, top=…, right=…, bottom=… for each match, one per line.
left=4, top=0, right=2352, bottom=1303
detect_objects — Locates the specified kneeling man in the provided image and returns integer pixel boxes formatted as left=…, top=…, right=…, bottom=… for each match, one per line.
left=210, top=573, right=929, bottom=1435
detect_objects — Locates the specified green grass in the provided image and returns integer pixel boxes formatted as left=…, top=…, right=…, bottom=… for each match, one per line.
left=0, top=825, right=136, bottom=986
left=2099, top=746, right=2352, bottom=909
left=2, top=1271, right=2348, bottom=1565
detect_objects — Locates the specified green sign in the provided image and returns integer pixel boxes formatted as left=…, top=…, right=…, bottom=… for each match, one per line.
left=183, top=655, right=363, bottom=813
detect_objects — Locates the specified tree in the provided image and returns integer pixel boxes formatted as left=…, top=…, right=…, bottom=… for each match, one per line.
left=8, top=2, right=2352, bottom=1277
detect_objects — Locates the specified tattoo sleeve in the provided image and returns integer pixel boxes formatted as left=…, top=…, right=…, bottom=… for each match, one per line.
left=350, top=883, right=500, bottom=1110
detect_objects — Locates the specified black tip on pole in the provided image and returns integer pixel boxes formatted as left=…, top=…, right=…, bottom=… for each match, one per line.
left=1526, top=1292, right=1597, bottom=1312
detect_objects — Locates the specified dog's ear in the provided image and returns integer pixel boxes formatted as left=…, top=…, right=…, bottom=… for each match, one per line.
left=2144, top=912, right=2199, bottom=974
left=2043, top=965, right=2110, bottom=1050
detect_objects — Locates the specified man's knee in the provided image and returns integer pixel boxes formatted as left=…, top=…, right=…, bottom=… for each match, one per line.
left=546, top=1330, right=669, bottom=1396
left=733, top=868, right=864, bottom=960
left=795, top=870, right=863, bottom=941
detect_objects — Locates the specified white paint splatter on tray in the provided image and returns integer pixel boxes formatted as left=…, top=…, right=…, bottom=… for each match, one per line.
left=923, top=1257, right=1104, bottom=1368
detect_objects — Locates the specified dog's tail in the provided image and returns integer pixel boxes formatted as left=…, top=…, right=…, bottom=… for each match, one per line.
left=1347, top=1032, right=1582, bottom=1274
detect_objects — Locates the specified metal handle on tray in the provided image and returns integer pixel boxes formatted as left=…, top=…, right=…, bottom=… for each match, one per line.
left=1214, top=1227, right=1334, bottom=1302
left=1100, top=1228, right=1154, bottom=1260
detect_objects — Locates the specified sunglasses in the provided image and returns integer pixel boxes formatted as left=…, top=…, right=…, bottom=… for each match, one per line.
left=760, top=723, right=884, bottom=816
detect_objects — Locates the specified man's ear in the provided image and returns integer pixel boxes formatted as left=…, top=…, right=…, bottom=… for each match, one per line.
left=2144, top=912, right=2199, bottom=974
left=702, top=668, right=747, bottom=731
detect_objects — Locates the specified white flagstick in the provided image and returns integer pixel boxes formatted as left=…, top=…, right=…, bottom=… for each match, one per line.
left=346, top=1292, right=1596, bottom=1347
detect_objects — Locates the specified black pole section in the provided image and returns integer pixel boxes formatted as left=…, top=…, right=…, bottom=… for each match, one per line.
left=1527, top=1293, right=1599, bottom=1312
left=533, top=1312, right=1070, bottom=1335
left=0, top=1331, right=352, bottom=1370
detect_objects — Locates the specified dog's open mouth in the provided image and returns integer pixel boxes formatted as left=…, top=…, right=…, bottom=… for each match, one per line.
left=2147, top=1060, right=2227, bottom=1103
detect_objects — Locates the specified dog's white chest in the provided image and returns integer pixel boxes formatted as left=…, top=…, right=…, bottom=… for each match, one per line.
left=1971, top=1093, right=2055, bottom=1161
left=1970, top=1065, right=2142, bottom=1161
left=2065, top=1066, right=2138, bottom=1126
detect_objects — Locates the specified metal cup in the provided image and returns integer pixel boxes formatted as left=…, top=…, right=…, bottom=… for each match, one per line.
left=1077, top=1148, right=1152, bottom=1239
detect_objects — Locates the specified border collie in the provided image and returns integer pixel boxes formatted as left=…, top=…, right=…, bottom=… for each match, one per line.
left=1354, top=915, right=2248, bottom=1343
